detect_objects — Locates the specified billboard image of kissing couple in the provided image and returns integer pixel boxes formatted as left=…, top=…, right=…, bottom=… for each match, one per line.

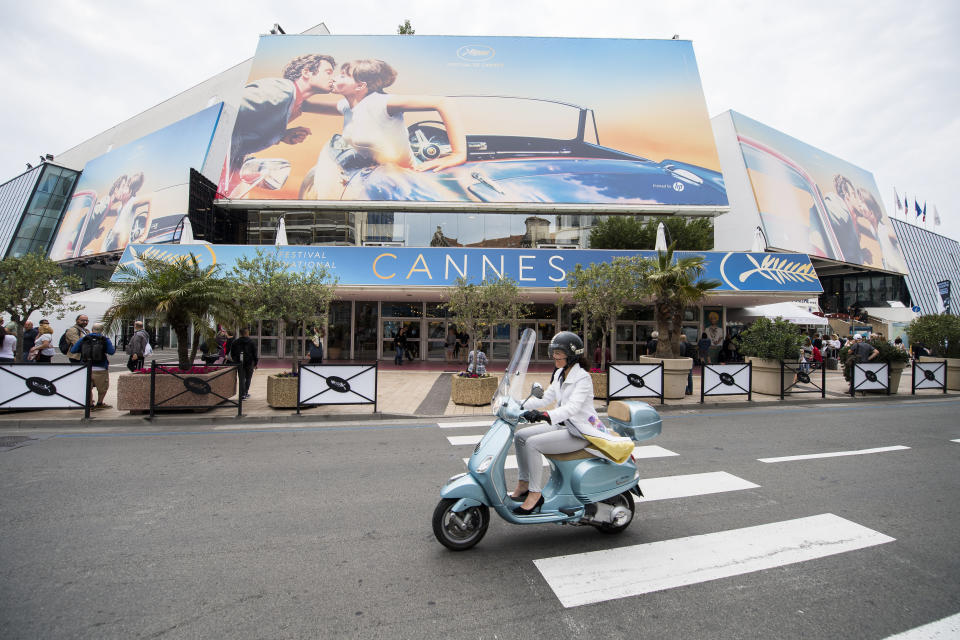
left=218, top=35, right=728, bottom=210
left=48, top=105, right=222, bottom=261
left=731, top=111, right=907, bottom=274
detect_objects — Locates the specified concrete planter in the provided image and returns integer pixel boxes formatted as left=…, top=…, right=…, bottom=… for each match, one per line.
left=889, top=361, right=906, bottom=394
left=919, top=356, right=960, bottom=391
left=267, top=374, right=299, bottom=408
left=746, top=357, right=794, bottom=396
left=451, top=374, right=499, bottom=406
left=590, top=372, right=607, bottom=399
left=639, top=356, right=692, bottom=399
left=117, top=368, right=238, bottom=412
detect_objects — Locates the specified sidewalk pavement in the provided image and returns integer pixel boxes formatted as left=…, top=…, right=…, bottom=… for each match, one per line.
left=1, top=351, right=954, bottom=429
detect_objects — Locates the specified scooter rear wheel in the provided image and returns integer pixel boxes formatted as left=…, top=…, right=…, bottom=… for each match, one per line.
left=596, top=490, right=636, bottom=534
left=432, top=498, right=490, bottom=551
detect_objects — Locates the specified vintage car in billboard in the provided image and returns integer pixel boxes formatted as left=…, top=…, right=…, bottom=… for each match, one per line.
left=235, top=96, right=727, bottom=206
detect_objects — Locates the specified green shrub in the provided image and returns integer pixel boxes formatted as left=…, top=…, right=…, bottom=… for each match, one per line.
left=737, top=317, right=803, bottom=361
left=906, top=313, right=960, bottom=358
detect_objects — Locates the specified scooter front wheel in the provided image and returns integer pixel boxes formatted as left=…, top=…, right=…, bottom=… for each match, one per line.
left=432, top=498, right=490, bottom=551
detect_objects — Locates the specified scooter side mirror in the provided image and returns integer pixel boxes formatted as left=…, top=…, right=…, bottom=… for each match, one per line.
left=531, top=382, right=544, bottom=399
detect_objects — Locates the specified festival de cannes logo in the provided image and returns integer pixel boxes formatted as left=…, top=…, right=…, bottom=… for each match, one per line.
left=457, top=45, right=495, bottom=62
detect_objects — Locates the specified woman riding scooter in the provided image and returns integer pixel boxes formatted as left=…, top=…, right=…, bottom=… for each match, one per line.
left=509, top=331, right=598, bottom=515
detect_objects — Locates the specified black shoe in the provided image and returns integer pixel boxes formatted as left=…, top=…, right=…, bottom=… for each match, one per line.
left=507, top=491, right=529, bottom=502
left=512, top=495, right=544, bottom=515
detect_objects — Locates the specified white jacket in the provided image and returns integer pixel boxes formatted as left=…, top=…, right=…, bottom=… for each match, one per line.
left=526, top=363, right=634, bottom=463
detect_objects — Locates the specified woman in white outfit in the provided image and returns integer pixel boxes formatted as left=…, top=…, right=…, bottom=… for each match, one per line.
left=509, top=331, right=598, bottom=515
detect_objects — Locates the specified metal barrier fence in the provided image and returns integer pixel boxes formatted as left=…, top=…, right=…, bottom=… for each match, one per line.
left=912, top=360, right=947, bottom=394
left=701, top=362, right=752, bottom=402
left=607, top=363, right=664, bottom=405
left=0, top=362, right=92, bottom=418
left=851, top=362, right=890, bottom=396
left=298, top=363, right=378, bottom=414
left=781, top=361, right=827, bottom=400
left=149, top=361, right=242, bottom=419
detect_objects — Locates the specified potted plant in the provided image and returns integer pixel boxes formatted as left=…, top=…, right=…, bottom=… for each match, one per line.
left=443, top=276, right=527, bottom=405
left=568, top=259, right=636, bottom=399
left=266, top=371, right=299, bottom=408
left=838, top=335, right=910, bottom=393
left=908, top=313, right=960, bottom=390
left=738, top=317, right=804, bottom=395
left=638, top=248, right=720, bottom=399
left=103, top=253, right=243, bottom=412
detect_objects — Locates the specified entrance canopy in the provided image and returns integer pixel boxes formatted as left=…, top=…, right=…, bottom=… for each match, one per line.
left=739, top=301, right=829, bottom=325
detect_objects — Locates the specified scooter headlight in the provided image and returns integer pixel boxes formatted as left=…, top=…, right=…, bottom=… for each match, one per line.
left=475, top=455, right=495, bottom=473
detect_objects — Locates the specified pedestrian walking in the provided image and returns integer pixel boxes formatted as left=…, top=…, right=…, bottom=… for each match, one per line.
left=679, top=334, right=696, bottom=394
left=444, top=327, right=457, bottom=363
left=70, top=322, right=116, bottom=409
left=29, top=323, right=56, bottom=362
left=21, top=321, right=37, bottom=360
left=393, top=326, right=407, bottom=366
left=0, top=325, right=16, bottom=363
left=308, top=326, right=324, bottom=364
left=645, top=331, right=659, bottom=356
left=697, top=332, right=711, bottom=365
left=457, top=331, right=469, bottom=364
left=64, top=314, right=90, bottom=365
left=231, top=328, right=258, bottom=399
left=125, top=321, right=151, bottom=371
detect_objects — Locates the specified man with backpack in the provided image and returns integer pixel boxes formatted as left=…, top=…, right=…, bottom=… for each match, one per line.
left=70, top=322, right=116, bottom=409
left=125, top=320, right=150, bottom=371
left=230, top=328, right=258, bottom=399
left=62, top=314, right=90, bottom=364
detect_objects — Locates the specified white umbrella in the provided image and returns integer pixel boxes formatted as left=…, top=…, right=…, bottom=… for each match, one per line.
left=178, top=215, right=195, bottom=244
left=751, top=226, right=766, bottom=252
left=275, top=217, right=288, bottom=246
left=742, top=302, right=829, bottom=325
left=654, top=222, right=668, bottom=251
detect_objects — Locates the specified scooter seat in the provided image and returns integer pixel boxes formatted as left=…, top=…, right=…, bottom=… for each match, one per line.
left=545, top=449, right=595, bottom=462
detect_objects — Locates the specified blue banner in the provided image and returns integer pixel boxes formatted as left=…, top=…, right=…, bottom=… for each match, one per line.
left=113, top=244, right=823, bottom=294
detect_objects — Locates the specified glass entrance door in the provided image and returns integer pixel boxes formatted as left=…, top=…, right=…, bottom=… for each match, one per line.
left=381, top=319, right=421, bottom=361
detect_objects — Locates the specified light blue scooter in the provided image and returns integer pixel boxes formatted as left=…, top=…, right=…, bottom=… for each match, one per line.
left=433, top=329, right=662, bottom=551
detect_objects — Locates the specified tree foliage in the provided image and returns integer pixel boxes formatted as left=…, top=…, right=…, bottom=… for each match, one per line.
left=443, top=277, right=528, bottom=362
left=567, top=258, right=646, bottom=369
left=102, top=254, right=242, bottom=370
left=643, top=247, right=720, bottom=358
left=0, top=253, right=81, bottom=362
left=589, top=216, right=714, bottom=251
left=229, top=249, right=338, bottom=363
left=907, top=313, right=960, bottom=358
left=397, top=19, right=415, bottom=34
left=737, top=317, right=803, bottom=362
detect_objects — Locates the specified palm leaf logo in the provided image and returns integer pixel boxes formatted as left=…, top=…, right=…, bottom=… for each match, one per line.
left=739, top=255, right=818, bottom=285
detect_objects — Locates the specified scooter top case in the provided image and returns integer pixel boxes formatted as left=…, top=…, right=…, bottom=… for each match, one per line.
left=606, top=400, right=662, bottom=442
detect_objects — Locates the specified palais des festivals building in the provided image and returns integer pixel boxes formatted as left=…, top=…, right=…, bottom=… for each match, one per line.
left=2, top=23, right=945, bottom=362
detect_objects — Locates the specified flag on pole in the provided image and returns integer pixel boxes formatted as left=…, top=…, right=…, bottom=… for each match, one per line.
left=915, top=199, right=922, bottom=218
left=894, top=188, right=902, bottom=217
left=933, top=205, right=941, bottom=226
left=905, top=195, right=909, bottom=213
left=922, top=202, right=927, bottom=222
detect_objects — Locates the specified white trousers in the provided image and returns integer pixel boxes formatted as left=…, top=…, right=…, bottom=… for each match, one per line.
left=514, top=423, right=585, bottom=492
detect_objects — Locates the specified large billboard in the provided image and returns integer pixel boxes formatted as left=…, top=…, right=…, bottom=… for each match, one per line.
left=49, top=104, right=222, bottom=261
left=729, top=111, right=907, bottom=273
left=218, top=35, right=727, bottom=210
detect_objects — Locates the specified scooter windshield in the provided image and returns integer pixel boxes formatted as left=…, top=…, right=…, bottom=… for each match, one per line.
left=491, top=328, right=537, bottom=413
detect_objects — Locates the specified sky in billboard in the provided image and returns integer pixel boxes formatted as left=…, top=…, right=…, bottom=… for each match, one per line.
left=731, top=111, right=908, bottom=274
left=48, top=104, right=222, bottom=261
left=219, top=35, right=726, bottom=208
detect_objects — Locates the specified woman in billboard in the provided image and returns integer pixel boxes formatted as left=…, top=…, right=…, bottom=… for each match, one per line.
left=303, top=59, right=467, bottom=199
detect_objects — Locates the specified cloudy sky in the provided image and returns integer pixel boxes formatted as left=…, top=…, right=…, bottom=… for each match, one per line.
left=3, top=0, right=958, bottom=241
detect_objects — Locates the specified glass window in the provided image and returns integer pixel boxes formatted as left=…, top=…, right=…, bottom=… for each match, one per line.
left=354, top=301, right=378, bottom=360
left=382, top=301, right=423, bottom=317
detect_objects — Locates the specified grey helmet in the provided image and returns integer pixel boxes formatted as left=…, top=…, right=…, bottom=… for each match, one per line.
left=548, top=331, right=584, bottom=359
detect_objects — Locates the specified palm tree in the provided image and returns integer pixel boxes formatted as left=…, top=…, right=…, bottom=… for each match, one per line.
left=646, top=247, right=721, bottom=358
left=102, top=254, right=242, bottom=370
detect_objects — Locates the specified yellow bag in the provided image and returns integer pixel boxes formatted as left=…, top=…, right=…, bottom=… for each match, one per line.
left=583, top=434, right=634, bottom=464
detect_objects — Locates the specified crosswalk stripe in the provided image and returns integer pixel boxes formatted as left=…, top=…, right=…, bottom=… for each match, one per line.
left=758, top=445, right=910, bottom=463
left=636, top=471, right=758, bottom=501
left=447, top=435, right=482, bottom=446
left=632, top=445, right=678, bottom=459
left=463, top=454, right=545, bottom=469
left=882, top=611, right=960, bottom=639
left=951, top=439, right=960, bottom=444
left=438, top=420, right=490, bottom=429
left=534, top=513, right=895, bottom=608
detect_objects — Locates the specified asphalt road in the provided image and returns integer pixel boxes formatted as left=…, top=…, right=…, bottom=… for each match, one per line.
left=1, top=398, right=958, bottom=639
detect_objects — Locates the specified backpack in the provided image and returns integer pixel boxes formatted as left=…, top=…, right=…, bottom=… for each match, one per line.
left=80, top=335, right=107, bottom=362
left=58, top=332, right=71, bottom=355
